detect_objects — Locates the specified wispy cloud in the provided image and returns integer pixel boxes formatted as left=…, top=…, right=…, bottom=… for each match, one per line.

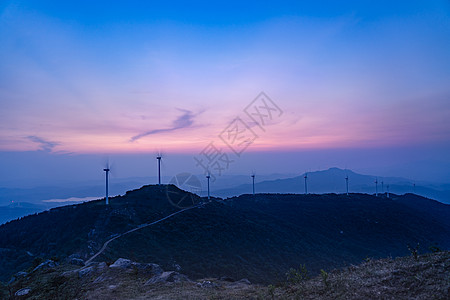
left=27, top=136, right=59, bottom=152
left=130, top=109, right=196, bottom=142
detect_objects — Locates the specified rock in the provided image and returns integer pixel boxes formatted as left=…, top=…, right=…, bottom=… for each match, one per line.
left=97, top=262, right=108, bottom=271
left=228, top=278, right=251, bottom=287
left=78, top=266, right=94, bottom=278
left=93, top=274, right=107, bottom=284
left=196, top=280, right=218, bottom=288
left=146, top=271, right=190, bottom=284
left=69, top=253, right=82, bottom=259
left=146, top=272, right=167, bottom=284
left=173, top=263, right=181, bottom=271
left=9, top=271, right=29, bottom=283
left=16, top=271, right=28, bottom=278
left=219, top=276, right=235, bottom=282
left=237, top=278, right=251, bottom=285
left=109, top=259, right=162, bottom=276
left=164, top=271, right=189, bottom=283
left=15, top=288, right=31, bottom=296
left=33, top=259, right=58, bottom=272
left=61, top=270, right=77, bottom=277
left=109, top=258, right=132, bottom=269
left=69, top=258, right=85, bottom=266
left=131, top=262, right=163, bottom=276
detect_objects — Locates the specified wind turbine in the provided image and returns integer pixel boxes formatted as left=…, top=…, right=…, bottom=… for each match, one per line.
left=345, top=175, right=349, bottom=196
left=206, top=173, right=211, bottom=200
left=304, top=173, right=308, bottom=195
left=103, top=164, right=110, bottom=205
left=156, top=154, right=162, bottom=185
left=375, top=178, right=378, bottom=197
left=251, top=173, right=255, bottom=196
left=381, top=181, right=384, bottom=193
left=387, top=184, right=390, bottom=198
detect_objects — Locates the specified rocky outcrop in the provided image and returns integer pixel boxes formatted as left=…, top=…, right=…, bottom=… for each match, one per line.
left=7, top=271, right=28, bottom=284
left=78, top=266, right=94, bottom=278
left=32, top=259, right=58, bottom=272
left=108, top=258, right=163, bottom=276
left=131, top=262, right=163, bottom=276
left=196, top=280, right=218, bottom=288
left=109, top=258, right=132, bottom=269
left=69, top=258, right=85, bottom=266
left=16, top=271, right=28, bottom=278
left=15, top=287, right=31, bottom=296
left=61, top=258, right=180, bottom=286
left=145, top=271, right=190, bottom=284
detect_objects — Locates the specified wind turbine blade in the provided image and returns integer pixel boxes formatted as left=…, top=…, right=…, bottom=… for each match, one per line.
left=109, top=162, right=118, bottom=177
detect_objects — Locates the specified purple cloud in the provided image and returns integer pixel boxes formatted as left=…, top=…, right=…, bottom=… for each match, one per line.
left=130, top=109, right=196, bottom=142
left=27, top=136, right=59, bottom=152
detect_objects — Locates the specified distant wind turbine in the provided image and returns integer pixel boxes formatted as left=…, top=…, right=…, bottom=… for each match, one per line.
left=345, top=175, right=349, bottom=196
left=375, top=178, right=378, bottom=197
left=387, top=184, right=390, bottom=198
left=156, top=154, right=162, bottom=185
left=304, top=173, right=308, bottom=195
left=206, top=173, right=211, bottom=200
left=103, top=164, right=110, bottom=205
left=251, top=173, right=255, bottom=196
left=381, top=181, right=384, bottom=193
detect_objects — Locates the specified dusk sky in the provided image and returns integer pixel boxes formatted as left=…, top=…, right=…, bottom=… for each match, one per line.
left=1, top=1, right=450, bottom=185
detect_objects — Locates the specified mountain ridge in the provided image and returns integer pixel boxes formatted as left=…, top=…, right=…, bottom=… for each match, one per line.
left=0, top=184, right=449, bottom=284
left=213, top=168, right=450, bottom=203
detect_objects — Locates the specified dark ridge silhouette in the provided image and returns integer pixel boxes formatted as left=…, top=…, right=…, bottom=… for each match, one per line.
left=0, top=185, right=449, bottom=283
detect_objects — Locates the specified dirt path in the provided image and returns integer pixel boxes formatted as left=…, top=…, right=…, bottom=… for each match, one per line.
left=86, top=204, right=203, bottom=264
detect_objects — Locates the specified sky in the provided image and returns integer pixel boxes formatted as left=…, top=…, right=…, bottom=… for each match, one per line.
left=0, top=0, right=450, bottom=186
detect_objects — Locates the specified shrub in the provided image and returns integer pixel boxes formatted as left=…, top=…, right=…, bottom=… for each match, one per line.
left=429, top=244, right=441, bottom=253
left=267, top=284, right=275, bottom=299
left=407, top=243, right=420, bottom=260
left=320, top=269, right=329, bottom=288
left=286, top=264, right=308, bottom=284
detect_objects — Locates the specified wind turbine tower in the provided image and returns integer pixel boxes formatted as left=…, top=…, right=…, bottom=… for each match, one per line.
left=375, top=178, right=378, bottom=197
left=304, top=173, right=308, bottom=195
left=381, top=181, right=384, bottom=193
left=345, top=175, right=349, bottom=196
left=206, top=173, right=211, bottom=200
left=387, top=184, right=390, bottom=198
left=156, top=155, right=162, bottom=185
left=251, top=173, right=255, bottom=196
left=103, top=167, right=110, bottom=205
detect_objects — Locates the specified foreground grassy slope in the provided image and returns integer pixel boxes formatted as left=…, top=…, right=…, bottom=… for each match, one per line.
left=270, top=250, right=450, bottom=299
left=1, top=251, right=448, bottom=299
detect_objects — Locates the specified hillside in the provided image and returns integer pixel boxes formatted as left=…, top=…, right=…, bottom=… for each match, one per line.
left=0, top=185, right=449, bottom=284
left=0, top=185, right=196, bottom=281
left=1, top=251, right=448, bottom=299
left=2, top=168, right=449, bottom=226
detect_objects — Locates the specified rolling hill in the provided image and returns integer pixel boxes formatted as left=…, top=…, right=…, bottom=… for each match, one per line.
left=213, top=168, right=450, bottom=204
left=0, top=185, right=449, bottom=284
left=2, top=168, right=449, bottom=226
